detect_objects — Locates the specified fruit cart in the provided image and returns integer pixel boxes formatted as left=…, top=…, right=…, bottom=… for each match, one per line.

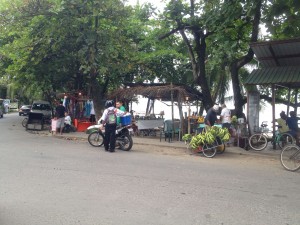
left=184, top=126, right=230, bottom=158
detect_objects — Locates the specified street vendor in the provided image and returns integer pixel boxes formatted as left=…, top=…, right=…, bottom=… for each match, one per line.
left=204, top=104, right=219, bottom=126
left=220, top=104, right=231, bottom=129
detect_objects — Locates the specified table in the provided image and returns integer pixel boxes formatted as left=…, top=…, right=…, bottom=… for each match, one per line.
left=135, top=119, right=164, bottom=136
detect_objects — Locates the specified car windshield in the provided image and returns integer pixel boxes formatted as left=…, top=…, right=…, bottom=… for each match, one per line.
left=32, top=103, right=51, bottom=110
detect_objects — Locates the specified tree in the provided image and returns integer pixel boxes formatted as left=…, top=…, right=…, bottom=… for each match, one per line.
left=0, top=0, right=137, bottom=116
left=158, top=0, right=264, bottom=117
left=263, top=0, right=300, bottom=39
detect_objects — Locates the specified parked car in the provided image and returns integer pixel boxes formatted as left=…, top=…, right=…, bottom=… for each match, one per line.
left=19, top=105, right=32, bottom=116
left=31, top=100, right=52, bottom=119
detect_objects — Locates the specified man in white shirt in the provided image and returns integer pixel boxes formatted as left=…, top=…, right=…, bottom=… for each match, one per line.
left=220, top=104, right=231, bottom=129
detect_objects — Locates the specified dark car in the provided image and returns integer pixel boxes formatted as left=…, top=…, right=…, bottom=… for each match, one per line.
left=19, top=105, right=32, bottom=116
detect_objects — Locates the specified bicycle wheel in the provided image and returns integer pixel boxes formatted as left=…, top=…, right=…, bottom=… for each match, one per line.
left=280, top=144, right=300, bottom=171
left=249, top=134, right=268, bottom=151
left=22, top=117, right=28, bottom=127
left=278, top=133, right=294, bottom=149
left=88, top=131, right=104, bottom=147
left=217, top=144, right=226, bottom=154
left=202, top=144, right=217, bottom=158
left=216, top=137, right=225, bottom=154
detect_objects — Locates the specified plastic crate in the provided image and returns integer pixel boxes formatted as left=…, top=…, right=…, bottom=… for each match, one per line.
left=120, top=115, right=132, bottom=126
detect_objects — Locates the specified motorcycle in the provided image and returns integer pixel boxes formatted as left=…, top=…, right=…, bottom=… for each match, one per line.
left=88, top=124, right=133, bottom=151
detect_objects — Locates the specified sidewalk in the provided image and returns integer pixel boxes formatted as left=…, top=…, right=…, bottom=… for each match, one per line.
left=53, top=131, right=281, bottom=159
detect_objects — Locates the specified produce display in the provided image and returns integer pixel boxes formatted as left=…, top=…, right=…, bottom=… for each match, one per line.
left=189, top=126, right=230, bottom=149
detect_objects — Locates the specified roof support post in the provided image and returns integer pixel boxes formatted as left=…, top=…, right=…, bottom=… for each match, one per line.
left=295, top=89, right=298, bottom=115
left=272, top=84, right=276, bottom=149
left=171, top=82, right=175, bottom=140
left=287, top=88, right=291, bottom=114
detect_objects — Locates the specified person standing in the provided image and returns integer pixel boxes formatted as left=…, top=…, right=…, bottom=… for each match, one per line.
left=99, top=100, right=126, bottom=152
left=55, top=101, right=66, bottom=135
left=204, top=104, right=219, bottom=127
left=220, top=104, right=231, bottom=129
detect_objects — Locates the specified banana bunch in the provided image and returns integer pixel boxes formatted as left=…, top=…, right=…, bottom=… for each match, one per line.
left=214, top=127, right=230, bottom=142
left=182, top=134, right=192, bottom=142
left=189, top=126, right=231, bottom=149
left=222, top=132, right=230, bottom=142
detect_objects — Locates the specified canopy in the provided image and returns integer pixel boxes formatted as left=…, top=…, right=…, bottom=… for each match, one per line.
left=109, top=83, right=203, bottom=102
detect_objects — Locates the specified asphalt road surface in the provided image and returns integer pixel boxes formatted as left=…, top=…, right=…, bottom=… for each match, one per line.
left=0, top=113, right=299, bottom=225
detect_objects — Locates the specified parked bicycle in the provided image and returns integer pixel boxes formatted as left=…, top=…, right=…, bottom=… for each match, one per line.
left=249, top=122, right=294, bottom=151
left=280, top=144, right=300, bottom=171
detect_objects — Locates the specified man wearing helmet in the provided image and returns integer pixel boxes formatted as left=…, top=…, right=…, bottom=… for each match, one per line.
left=99, top=100, right=126, bottom=152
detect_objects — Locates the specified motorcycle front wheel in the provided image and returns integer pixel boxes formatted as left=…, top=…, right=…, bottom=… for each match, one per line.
left=117, top=134, right=133, bottom=151
left=88, top=131, right=104, bottom=147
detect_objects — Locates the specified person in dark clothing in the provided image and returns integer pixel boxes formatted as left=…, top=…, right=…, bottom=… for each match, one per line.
left=55, top=101, right=66, bottom=135
left=286, top=111, right=300, bottom=144
left=205, top=104, right=220, bottom=126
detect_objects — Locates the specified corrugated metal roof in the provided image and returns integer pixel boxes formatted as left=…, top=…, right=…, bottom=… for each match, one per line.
left=245, top=66, right=300, bottom=87
left=250, top=38, right=300, bottom=67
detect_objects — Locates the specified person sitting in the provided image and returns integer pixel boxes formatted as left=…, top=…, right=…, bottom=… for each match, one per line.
left=116, top=101, right=126, bottom=126
left=275, top=111, right=290, bottom=134
left=63, top=112, right=73, bottom=133
left=286, top=111, right=300, bottom=144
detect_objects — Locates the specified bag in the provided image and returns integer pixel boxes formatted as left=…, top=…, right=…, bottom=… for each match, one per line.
left=106, top=108, right=116, bottom=124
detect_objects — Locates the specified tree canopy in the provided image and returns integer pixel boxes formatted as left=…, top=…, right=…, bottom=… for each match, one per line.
left=0, top=0, right=299, bottom=116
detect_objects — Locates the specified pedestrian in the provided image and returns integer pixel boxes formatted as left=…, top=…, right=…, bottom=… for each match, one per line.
left=55, top=101, right=66, bottom=135
left=51, top=116, right=57, bottom=135
left=99, top=100, right=126, bottom=152
left=220, top=104, right=231, bottom=129
left=204, top=104, right=219, bottom=127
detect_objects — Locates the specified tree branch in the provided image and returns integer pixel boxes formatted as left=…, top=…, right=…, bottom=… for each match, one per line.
left=158, top=27, right=183, bottom=40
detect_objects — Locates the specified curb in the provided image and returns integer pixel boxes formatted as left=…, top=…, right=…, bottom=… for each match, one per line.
left=37, top=131, right=281, bottom=159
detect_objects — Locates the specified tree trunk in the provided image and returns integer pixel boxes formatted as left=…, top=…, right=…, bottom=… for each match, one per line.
left=90, top=74, right=107, bottom=120
left=194, top=33, right=213, bottom=111
left=230, top=0, right=262, bottom=117
left=230, top=62, right=245, bottom=117
left=180, top=28, right=213, bottom=111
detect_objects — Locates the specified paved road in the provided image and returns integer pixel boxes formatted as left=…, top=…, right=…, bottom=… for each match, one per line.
left=0, top=113, right=299, bottom=225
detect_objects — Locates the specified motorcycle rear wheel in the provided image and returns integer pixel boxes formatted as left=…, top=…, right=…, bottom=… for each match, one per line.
left=117, top=134, right=133, bottom=151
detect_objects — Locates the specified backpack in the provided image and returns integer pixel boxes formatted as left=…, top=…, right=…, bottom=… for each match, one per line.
left=106, top=108, right=116, bottom=124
